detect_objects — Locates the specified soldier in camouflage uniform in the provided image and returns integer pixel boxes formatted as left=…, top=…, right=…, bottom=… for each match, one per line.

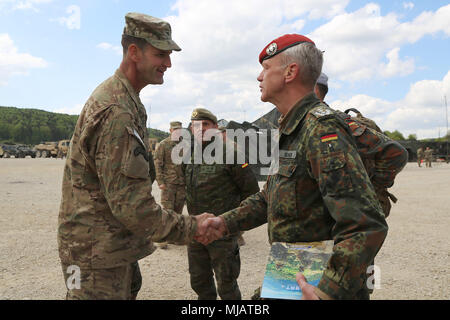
left=416, top=147, right=424, bottom=167
left=424, top=147, right=433, bottom=167
left=154, top=121, right=186, bottom=249
left=155, top=121, right=186, bottom=214
left=202, top=34, right=388, bottom=300
left=183, top=108, right=260, bottom=300
left=58, top=13, right=213, bottom=300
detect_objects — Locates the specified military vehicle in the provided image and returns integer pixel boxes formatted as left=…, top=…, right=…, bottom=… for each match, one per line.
left=34, top=140, right=70, bottom=158
left=0, top=144, right=36, bottom=158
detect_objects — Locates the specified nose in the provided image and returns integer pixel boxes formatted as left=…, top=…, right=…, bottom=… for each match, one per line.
left=257, top=70, right=263, bottom=82
left=166, top=55, right=172, bottom=68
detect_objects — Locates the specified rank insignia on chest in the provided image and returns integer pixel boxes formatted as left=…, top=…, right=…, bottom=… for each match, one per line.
left=321, top=133, right=338, bottom=143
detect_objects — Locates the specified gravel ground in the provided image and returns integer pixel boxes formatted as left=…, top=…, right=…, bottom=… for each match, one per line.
left=0, top=158, right=449, bottom=300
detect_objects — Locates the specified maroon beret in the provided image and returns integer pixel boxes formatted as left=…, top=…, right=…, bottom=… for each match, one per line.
left=258, top=34, right=315, bottom=64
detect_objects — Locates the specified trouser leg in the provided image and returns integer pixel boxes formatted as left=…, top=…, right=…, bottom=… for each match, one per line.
left=187, top=242, right=217, bottom=300
left=61, top=263, right=133, bottom=300
left=209, top=237, right=242, bottom=300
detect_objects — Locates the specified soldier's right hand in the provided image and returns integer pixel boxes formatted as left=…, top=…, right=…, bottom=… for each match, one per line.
left=193, top=213, right=225, bottom=245
left=159, top=184, right=166, bottom=190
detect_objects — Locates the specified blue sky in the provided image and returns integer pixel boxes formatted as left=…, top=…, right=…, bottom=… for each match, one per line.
left=1, top=0, right=449, bottom=138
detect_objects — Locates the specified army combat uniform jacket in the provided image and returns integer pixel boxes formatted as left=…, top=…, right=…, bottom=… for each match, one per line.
left=154, top=137, right=185, bottom=186
left=58, top=69, right=197, bottom=269
left=222, top=93, right=388, bottom=299
left=183, top=140, right=260, bottom=218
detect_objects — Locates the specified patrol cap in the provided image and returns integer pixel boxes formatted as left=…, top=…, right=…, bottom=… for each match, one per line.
left=317, top=72, right=328, bottom=87
left=259, top=34, right=315, bottom=64
left=191, top=108, right=217, bottom=124
left=170, top=121, right=182, bottom=129
left=124, top=12, right=181, bottom=51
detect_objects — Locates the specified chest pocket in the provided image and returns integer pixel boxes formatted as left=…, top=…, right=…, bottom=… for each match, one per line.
left=270, top=158, right=298, bottom=217
left=319, top=151, right=354, bottom=196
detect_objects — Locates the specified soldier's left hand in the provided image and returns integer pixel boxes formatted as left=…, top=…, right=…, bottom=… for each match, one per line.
left=296, top=273, right=320, bottom=300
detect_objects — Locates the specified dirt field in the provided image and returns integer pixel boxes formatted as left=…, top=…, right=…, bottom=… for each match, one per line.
left=0, top=158, right=449, bottom=300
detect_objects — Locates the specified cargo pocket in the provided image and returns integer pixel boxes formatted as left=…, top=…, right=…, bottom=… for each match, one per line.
left=271, top=159, right=298, bottom=216
left=320, top=152, right=353, bottom=196
left=121, top=126, right=149, bottom=179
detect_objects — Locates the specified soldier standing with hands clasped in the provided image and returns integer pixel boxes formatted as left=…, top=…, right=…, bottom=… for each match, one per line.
left=183, top=108, right=260, bottom=300
left=154, top=121, right=186, bottom=249
left=57, top=13, right=214, bottom=300
left=201, top=34, right=388, bottom=300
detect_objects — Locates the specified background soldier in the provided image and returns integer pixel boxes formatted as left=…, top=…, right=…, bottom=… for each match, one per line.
left=424, top=147, right=433, bottom=167
left=417, top=147, right=424, bottom=167
left=202, top=34, right=388, bottom=300
left=58, top=13, right=212, bottom=300
left=184, top=108, right=260, bottom=300
left=154, top=121, right=186, bottom=249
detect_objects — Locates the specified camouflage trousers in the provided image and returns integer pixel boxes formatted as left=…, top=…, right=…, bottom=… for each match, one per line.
left=161, top=183, right=186, bottom=214
left=187, top=237, right=241, bottom=300
left=61, top=261, right=142, bottom=300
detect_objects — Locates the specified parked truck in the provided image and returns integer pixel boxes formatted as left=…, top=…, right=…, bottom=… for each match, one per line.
left=34, top=140, right=70, bottom=158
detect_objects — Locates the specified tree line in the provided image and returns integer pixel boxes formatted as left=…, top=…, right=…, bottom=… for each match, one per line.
left=0, top=106, right=168, bottom=145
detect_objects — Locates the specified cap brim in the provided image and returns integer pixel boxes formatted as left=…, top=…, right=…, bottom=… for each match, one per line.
left=146, top=38, right=181, bottom=51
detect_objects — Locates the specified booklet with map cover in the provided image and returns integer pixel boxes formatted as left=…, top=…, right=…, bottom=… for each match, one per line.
left=260, top=240, right=334, bottom=300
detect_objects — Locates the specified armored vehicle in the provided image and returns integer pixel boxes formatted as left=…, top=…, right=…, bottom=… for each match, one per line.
left=34, top=140, right=70, bottom=158
left=0, top=144, right=36, bottom=158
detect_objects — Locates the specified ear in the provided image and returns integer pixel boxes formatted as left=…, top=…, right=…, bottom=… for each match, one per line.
left=285, top=63, right=300, bottom=84
left=127, top=44, right=141, bottom=63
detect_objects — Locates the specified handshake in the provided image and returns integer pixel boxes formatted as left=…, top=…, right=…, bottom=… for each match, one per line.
left=192, top=213, right=228, bottom=245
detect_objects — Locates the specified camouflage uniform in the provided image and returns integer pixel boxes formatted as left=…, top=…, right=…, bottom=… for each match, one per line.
left=221, top=93, right=388, bottom=300
left=424, top=148, right=433, bottom=167
left=58, top=68, right=198, bottom=299
left=184, top=109, right=260, bottom=300
left=416, top=147, right=424, bottom=167
left=154, top=135, right=186, bottom=214
left=335, top=110, right=408, bottom=217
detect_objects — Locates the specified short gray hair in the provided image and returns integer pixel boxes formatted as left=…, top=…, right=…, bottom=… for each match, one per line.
left=279, top=42, right=323, bottom=87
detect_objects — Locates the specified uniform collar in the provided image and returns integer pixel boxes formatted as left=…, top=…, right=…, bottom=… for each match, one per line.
left=114, top=69, right=147, bottom=126
left=278, top=92, right=321, bottom=136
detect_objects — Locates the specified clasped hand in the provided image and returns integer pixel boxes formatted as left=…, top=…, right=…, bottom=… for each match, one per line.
left=193, top=213, right=227, bottom=245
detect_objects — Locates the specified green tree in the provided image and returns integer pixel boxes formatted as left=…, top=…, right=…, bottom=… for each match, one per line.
left=383, top=130, right=405, bottom=140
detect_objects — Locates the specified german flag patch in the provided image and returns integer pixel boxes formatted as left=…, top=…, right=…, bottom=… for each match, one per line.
left=321, top=133, right=338, bottom=143
left=241, top=163, right=249, bottom=168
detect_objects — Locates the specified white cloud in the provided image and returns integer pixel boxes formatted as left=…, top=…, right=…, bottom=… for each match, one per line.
left=0, top=0, right=52, bottom=11
left=330, top=71, right=450, bottom=139
left=403, top=2, right=414, bottom=10
left=379, top=47, right=415, bottom=78
left=310, top=3, right=450, bottom=81
left=0, top=33, right=47, bottom=86
left=55, top=5, right=81, bottom=30
left=54, top=103, right=84, bottom=115
left=97, top=42, right=122, bottom=55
